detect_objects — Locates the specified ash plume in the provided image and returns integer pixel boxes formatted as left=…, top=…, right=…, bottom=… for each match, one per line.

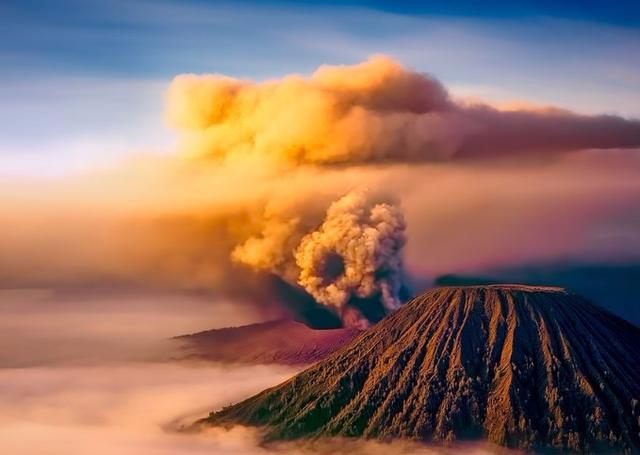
left=166, top=55, right=640, bottom=165
left=296, top=191, right=406, bottom=324
left=2, top=55, right=640, bottom=331
left=233, top=190, right=407, bottom=328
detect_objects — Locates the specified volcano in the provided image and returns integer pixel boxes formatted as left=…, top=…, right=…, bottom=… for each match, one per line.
left=200, top=285, right=640, bottom=453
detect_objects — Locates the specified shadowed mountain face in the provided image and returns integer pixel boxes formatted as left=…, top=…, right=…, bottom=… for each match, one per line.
left=201, top=285, right=640, bottom=453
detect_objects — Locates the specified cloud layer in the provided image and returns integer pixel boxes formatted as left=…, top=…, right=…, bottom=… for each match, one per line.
left=0, top=363, right=514, bottom=455
left=0, top=291, right=519, bottom=455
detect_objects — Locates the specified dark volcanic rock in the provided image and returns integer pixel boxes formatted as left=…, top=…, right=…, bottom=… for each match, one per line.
left=176, top=319, right=359, bottom=365
left=200, top=285, right=640, bottom=453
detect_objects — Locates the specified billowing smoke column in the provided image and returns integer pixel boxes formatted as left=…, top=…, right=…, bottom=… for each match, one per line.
left=295, top=191, right=406, bottom=314
left=233, top=190, right=407, bottom=328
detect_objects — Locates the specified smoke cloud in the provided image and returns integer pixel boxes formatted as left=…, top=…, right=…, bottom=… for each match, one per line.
left=166, top=55, right=640, bottom=165
left=161, top=54, right=640, bottom=325
left=166, top=56, right=464, bottom=165
left=2, top=55, right=640, bottom=328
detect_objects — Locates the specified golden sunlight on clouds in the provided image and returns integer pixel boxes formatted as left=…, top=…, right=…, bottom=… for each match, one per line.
left=166, top=55, right=640, bottom=165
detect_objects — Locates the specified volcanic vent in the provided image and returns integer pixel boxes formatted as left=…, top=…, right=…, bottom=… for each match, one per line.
left=200, top=285, right=640, bottom=453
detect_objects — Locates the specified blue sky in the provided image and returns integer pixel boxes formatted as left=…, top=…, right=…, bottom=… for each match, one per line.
left=2, top=0, right=640, bottom=175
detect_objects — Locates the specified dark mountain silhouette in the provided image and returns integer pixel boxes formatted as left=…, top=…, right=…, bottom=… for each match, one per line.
left=200, top=285, right=640, bottom=453
left=175, top=319, right=359, bottom=365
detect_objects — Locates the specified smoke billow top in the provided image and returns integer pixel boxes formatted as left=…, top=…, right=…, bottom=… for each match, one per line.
left=166, top=55, right=640, bottom=165
left=165, top=56, right=461, bottom=165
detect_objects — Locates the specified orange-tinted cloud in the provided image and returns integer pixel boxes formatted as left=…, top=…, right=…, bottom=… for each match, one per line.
left=165, top=56, right=467, bottom=164
left=166, top=55, right=640, bottom=165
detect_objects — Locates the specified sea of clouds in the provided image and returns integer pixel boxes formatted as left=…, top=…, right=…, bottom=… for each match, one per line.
left=0, top=289, right=518, bottom=455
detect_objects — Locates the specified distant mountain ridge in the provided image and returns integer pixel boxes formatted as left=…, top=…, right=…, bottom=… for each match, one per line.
left=175, top=319, right=359, bottom=365
left=201, top=285, right=640, bottom=453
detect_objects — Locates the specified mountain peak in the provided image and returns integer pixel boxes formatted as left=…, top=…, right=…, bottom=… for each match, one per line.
left=200, top=285, right=640, bottom=453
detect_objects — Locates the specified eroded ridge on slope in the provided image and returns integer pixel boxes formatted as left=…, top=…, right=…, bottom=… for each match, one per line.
left=200, top=285, right=640, bottom=453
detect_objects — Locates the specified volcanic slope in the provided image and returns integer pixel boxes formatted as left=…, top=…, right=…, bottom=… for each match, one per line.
left=201, top=285, right=640, bottom=453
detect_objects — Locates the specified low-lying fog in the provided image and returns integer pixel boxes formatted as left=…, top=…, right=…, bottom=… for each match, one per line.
left=0, top=289, right=518, bottom=454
